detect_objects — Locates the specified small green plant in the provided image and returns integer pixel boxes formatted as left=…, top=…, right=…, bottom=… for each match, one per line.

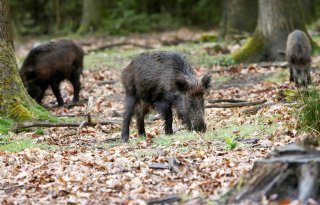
left=35, top=128, right=45, bottom=135
left=225, top=137, right=238, bottom=150
left=0, top=117, right=13, bottom=134
left=299, top=89, right=320, bottom=133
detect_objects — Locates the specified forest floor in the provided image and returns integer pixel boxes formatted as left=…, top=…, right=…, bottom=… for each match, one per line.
left=1, top=29, right=319, bottom=204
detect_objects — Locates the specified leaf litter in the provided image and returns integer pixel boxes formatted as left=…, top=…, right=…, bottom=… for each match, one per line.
left=1, top=30, right=315, bottom=204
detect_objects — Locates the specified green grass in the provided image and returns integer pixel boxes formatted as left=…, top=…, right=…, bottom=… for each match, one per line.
left=264, top=70, right=288, bottom=83
left=0, top=117, right=14, bottom=134
left=0, top=136, right=58, bottom=152
left=204, top=123, right=276, bottom=141
left=132, top=149, right=157, bottom=158
left=154, top=131, right=201, bottom=146
left=225, top=137, right=238, bottom=150
left=298, top=89, right=320, bottom=133
left=84, top=42, right=235, bottom=71
left=152, top=122, right=276, bottom=148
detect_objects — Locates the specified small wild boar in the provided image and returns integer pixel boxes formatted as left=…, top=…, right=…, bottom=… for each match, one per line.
left=20, top=39, right=84, bottom=106
left=286, top=30, right=312, bottom=87
left=121, top=51, right=211, bottom=142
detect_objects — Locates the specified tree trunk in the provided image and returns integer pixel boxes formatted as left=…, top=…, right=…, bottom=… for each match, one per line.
left=232, top=0, right=308, bottom=63
left=77, top=0, right=107, bottom=34
left=226, top=144, right=320, bottom=204
left=0, top=0, right=40, bottom=121
left=220, top=0, right=257, bottom=40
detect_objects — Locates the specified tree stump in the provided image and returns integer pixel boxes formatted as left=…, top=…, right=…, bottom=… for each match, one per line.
left=226, top=144, right=320, bottom=204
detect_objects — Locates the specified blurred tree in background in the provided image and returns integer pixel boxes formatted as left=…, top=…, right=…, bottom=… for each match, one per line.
left=10, top=0, right=222, bottom=36
left=220, top=0, right=258, bottom=40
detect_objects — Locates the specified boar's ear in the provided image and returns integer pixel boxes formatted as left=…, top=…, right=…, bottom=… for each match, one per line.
left=176, top=78, right=189, bottom=92
left=201, top=73, right=211, bottom=90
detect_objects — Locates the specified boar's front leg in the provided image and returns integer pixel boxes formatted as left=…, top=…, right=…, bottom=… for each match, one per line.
left=307, top=67, right=311, bottom=85
left=50, top=80, right=64, bottom=106
left=121, top=95, right=137, bottom=142
left=155, top=101, right=173, bottom=135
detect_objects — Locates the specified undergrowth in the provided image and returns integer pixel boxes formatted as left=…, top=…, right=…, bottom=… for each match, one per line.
left=298, top=89, right=320, bottom=133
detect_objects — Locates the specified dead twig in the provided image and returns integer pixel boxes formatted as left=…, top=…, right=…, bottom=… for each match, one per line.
left=86, top=42, right=154, bottom=53
left=97, top=80, right=116, bottom=86
left=205, top=100, right=267, bottom=108
left=13, top=120, right=121, bottom=132
left=207, top=99, right=247, bottom=103
left=242, top=102, right=276, bottom=115
left=149, top=163, right=169, bottom=170
left=146, top=194, right=181, bottom=205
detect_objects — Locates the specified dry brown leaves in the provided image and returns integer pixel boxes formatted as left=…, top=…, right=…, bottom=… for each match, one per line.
left=1, top=33, right=311, bottom=204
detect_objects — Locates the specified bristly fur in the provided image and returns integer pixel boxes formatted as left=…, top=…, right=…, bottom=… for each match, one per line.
left=120, top=51, right=211, bottom=141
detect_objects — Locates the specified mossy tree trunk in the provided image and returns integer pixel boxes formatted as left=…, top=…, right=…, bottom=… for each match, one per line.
left=232, top=0, right=308, bottom=63
left=77, top=0, right=108, bottom=34
left=220, top=0, right=257, bottom=40
left=0, top=0, right=39, bottom=121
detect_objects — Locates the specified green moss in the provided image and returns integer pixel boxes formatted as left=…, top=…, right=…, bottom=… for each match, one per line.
left=232, top=32, right=265, bottom=63
left=7, top=97, right=32, bottom=121
left=30, top=104, right=58, bottom=122
left=0, top=117, right=14, bottom=134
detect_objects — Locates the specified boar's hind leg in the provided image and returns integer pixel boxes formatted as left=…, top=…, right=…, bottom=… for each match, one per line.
left=290, top=66, right=294, bottom=82
left=155, top=101, right=173, bottom=135
left=50, top=81, right=64, bottom=106
left=121, top=96, right=137, bottom=142
left=135, top=103, right=148, bottom=136
left=70, top=71, right=81, bottom=103
left=307, top=68, right=311, bottom=84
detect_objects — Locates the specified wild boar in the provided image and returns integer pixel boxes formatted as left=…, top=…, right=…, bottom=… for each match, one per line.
left=20, top=39, right=84, bottom=106
left=286, top=30, right=312, bottom=87
left=121, top=51, right=211, bottom=141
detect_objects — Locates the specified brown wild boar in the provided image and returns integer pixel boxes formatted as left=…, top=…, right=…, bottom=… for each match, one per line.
left=20, top=39, right=84, bottom=106
left=286, top=30, right=312, bottom=87
left=121, top=51, right=211, bottom=142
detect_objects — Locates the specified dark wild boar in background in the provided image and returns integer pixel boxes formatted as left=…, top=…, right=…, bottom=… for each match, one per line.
left=19, top=39, right=84, bottom=106
left=121, top=51, right=211, bottom=142
left=286, top=30, right=312, bottom=87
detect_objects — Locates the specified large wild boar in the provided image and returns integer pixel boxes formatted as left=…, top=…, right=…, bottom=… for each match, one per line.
left=20, top=39, right=84, bottom=106
left=121, top=51, right=211, bottom=142
left=286, top=30, right=312, bottom=87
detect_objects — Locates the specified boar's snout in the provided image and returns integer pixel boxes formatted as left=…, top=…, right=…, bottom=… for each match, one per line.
left=188, top=120, right=206, bottom=133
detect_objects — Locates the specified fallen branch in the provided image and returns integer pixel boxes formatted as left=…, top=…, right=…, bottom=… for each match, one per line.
left=207, top=99, right=247, bottom=103
left=242, top=102, right=276, bottom=115
left=205, top=100, right=267, bottom=108
left=97, top=80, right=116, bottom=86
left=146, top=194, right=181, bottom=205
left=13, top=120, right=121, bottom=131
left=149, top=163, right=169, bottom=170
left=242, top=102, right=298, bottom=115
left=86, top=42, right=154, bottom=53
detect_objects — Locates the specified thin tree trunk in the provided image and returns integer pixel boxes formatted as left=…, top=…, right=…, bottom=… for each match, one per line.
left=232, top=0, right=308, bottom=63
left=0, top=0, right=13, bottom=48
left=77, top=0, right=107, bottom=34
left=220, top=0, right=257, bottom=40
left=0, top=0, right=39, bottom=121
